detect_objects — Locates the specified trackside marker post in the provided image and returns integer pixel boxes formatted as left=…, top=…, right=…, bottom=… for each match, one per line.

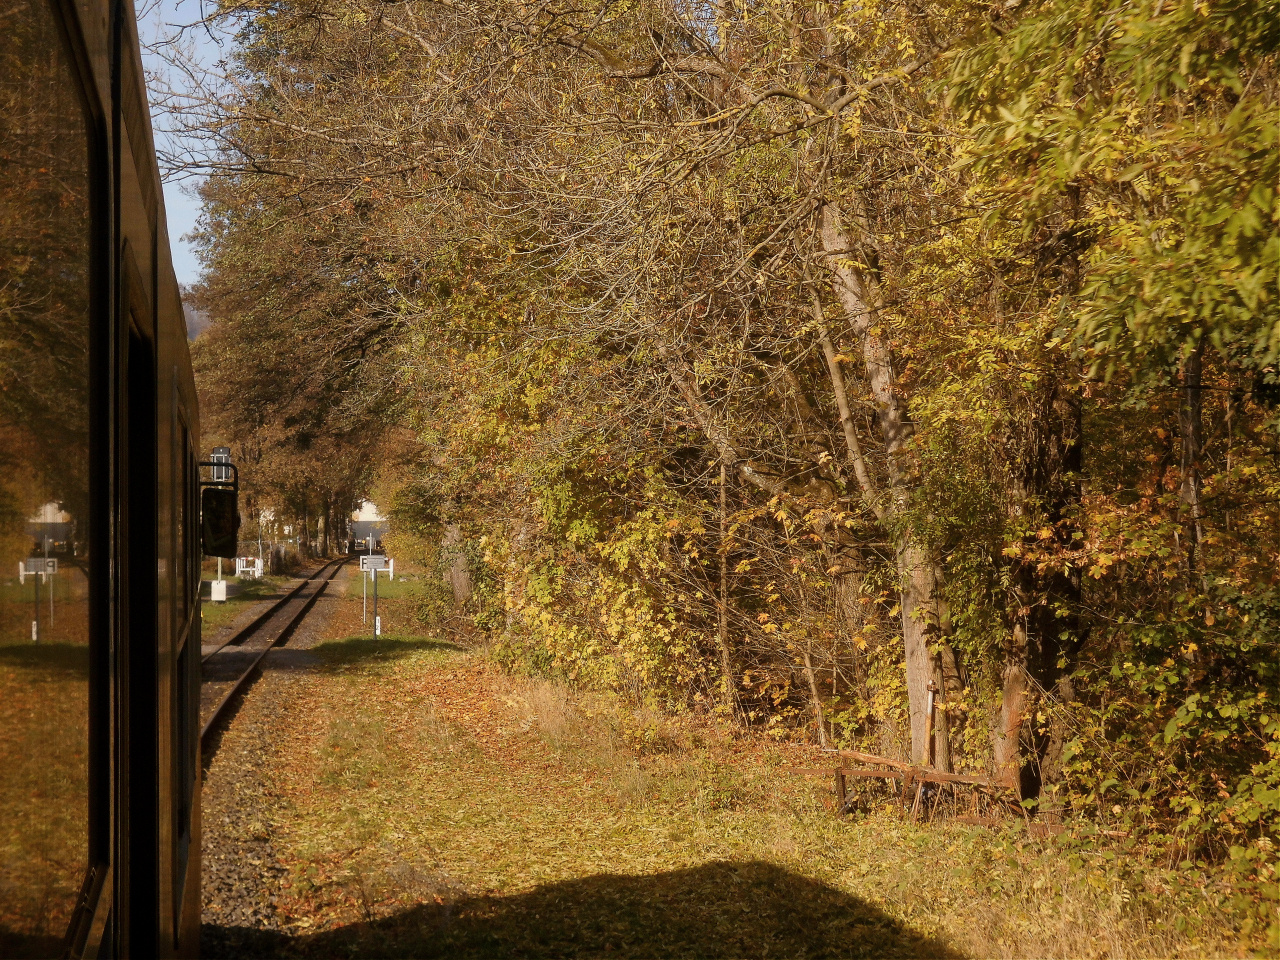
left=20, top=558, right=56, bottom=643
left=359, top=554, right=390, bottom=638
left=209, top=447, right=232, bottom=599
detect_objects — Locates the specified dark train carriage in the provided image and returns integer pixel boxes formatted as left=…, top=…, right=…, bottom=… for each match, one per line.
left=1, top=0, right=205, bottom=954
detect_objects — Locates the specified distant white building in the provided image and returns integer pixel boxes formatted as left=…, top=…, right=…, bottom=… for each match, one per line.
left=353, top=500, right=384, bottom=522
left=26, top=502, right=75, bottom=554
left=28, top=502, right=72, bottom=525
left=350, top=500, right=387, bottom=550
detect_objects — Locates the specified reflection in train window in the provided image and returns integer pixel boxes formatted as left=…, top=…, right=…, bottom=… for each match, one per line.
left=0, top=0, right=94, bottom=954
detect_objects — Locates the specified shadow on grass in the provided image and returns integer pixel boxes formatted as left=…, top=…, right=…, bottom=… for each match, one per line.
left=202, top=860, right=961, bottom=959
left=0, top=926, right=66, bottom=959
left=0, top=642, right=89, bottom=674
left=309, top=635, right=463, bottom=668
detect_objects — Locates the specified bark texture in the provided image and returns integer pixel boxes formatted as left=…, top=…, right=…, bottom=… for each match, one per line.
left=821, top=201, right=958, bottom=768
left=442, top=523, right=473, bottom=606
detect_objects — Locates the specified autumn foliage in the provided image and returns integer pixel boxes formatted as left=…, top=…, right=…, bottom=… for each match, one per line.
left=178, top=0, right=1277, bottom=882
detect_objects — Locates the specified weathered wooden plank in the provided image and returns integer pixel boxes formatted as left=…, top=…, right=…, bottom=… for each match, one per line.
left=825, top=749, right=911, bottom=771
left=819, top=749, right=1016, bottom=790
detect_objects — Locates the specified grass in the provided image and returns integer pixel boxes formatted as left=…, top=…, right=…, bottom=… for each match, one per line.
left=348, top=571, right=434, bottom=600
left=0, top=572, right=86, bottom=604
left=199, top=576, right=293, bottom=632
left=221, top=594, right=1274, bottom=959
left=0, top=640, right=90, bottom=953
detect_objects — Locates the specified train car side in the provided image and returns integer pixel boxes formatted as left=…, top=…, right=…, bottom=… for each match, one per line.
left=0, top=0, right=203, bottom=954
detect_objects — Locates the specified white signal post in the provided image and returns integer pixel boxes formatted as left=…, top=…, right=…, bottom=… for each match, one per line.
left=210, top=446, right=232, bottom=601
left=19, top=557, right=58, bottom=643
left=359, top=554, right=391, bottom=637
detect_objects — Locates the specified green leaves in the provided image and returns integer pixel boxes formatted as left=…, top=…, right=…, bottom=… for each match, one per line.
left=949, top=0, right=1280, bottom=379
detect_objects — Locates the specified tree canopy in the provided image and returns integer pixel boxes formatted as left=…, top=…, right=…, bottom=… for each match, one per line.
left=174, top=0, right=1278, bottom=870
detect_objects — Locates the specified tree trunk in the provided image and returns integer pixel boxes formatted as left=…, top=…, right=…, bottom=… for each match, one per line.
left=898, top=541, right=952, bottom=769
left=317, top=501, right=330, bottom=557
left=442, top=523, right=472, bottom=606
left=998, top=376, right=1084, bottom=809
left=1180, top=342, right=1205, bottom=582
left=717, top=462, right=738, bottom=715
left=819, top=204, right=912, bottom=486
left=831, top=562, right=871, bottom=694
left=821, top=201, right=957, bottom=769
left=994, top=625, right=1030, bottom=791
left=801, top=647, right=829, bottom=748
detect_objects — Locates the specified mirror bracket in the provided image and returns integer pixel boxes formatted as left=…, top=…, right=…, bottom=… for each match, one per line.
left=198, top=461, right=238, bottom=493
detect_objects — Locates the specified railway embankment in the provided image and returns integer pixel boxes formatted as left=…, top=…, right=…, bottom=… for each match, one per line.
left=201, top=561, right=350, bottom=954
left=197, top=560, right=1262, bottom=958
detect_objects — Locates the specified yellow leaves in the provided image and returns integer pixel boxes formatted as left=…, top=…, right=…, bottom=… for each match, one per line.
left=1002, top=545, right=1022, bottom=557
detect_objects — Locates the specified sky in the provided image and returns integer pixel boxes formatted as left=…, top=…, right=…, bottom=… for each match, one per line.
left=161, top=178, right=202, bottom=289
left=137, top=0, right=227, bottom=289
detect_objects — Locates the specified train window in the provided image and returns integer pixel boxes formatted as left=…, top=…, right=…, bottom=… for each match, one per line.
left=175, top=417, right=188, bottom=617
left=0, top=0, right=95, bottom=955
left=172, top=425, right=196, bottom=926
left=190, top=447, right=199, bottom=606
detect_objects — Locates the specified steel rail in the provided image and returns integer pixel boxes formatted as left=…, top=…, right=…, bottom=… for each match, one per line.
left=201, top=556, right=347, bottom=664
left=199, top=555, right=350, bottom=753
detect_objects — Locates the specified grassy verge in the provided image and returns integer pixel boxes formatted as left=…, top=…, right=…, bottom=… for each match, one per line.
left=346, top=570, right=435, bottom=600
left=200, top=576, right=292, bottom=633
left=0, top=643, right=89, bottom=949
left=240, top=594, right=1271, bottom=958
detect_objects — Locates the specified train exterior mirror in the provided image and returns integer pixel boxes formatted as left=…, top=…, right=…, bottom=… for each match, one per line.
left=202, top=487, right=240, bottom=558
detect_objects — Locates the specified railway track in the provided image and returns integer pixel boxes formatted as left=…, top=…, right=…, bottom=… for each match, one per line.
left=199, top=555, right=349, bottom=753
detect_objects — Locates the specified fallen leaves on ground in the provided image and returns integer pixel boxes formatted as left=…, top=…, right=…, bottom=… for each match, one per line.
left=224, top=594, right=1256, bottom=959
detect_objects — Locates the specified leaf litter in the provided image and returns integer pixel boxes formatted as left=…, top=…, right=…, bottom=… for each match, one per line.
left=209, top=584, right=1262, bottom=959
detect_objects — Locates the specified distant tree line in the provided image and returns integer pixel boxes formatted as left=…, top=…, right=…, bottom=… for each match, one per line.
left=174, top=0, right=1277, bottom=849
